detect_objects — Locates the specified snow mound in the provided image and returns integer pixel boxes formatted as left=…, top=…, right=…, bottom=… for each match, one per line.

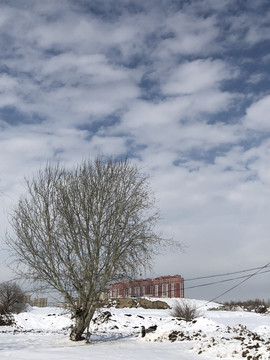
left=143, top=316, right=270, bottom=359
left=11, top=306, right=72, bottom=332
left=145, top=297, right=220, bottom=311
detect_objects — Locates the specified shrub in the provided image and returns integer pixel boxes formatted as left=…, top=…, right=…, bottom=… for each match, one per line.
left=0, top=281, right=25, bottom=314
left=0, top=313, right=15, bottom=326
left=170, top=300, right=201, bottom=322
left=221, top=299, right=270, bottom=313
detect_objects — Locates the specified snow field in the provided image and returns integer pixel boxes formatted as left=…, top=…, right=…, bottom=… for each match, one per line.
left=0, top=299, right=270, bottom=359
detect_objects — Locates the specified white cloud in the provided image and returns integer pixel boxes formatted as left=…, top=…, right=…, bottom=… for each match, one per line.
left=241, top=139, right=270, bottom=184
left=246, top=73, right=265, bottom=84
left=148, top=145, right=270, bottom=283
left=41, top=53, right=133, bottom=84
left=158, top=12, right=219, bottom=57
left=245, top=95, right=270, bottom=131
left=162, top=59, right=236, bottom=95
left=245, top=24, right=270, bottom=44
left=115, top=94, right=240, bottom=159
left=0, top=74, right=21, bottom=107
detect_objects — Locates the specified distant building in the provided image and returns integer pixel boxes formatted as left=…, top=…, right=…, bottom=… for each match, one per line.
left=22, top=295, right=31, bottom=305
left=109, top=275, right=184, bottom=298
left=33, top=297, right=48, bottom=307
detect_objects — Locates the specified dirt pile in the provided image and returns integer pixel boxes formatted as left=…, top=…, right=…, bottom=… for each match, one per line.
left=100, top=297, right=170, bottom=309
left=213, top=300, right=270, bottom=314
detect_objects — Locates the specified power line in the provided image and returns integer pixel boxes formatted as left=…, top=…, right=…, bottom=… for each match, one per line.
left=206, top=262, right=270, bottom=304
left=185, top=269, right=270, bottom=290
left=185, top=265, right=270, bottom=282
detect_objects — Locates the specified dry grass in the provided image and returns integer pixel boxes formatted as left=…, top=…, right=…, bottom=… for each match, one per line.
left=170, top=301, right=201, bottom=321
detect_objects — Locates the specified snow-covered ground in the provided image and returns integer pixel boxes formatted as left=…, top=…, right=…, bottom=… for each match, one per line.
left=1, top=298, right=270, bottom=360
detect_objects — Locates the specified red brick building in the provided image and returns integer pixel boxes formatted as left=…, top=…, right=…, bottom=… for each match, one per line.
left=109, top=274, right=184, bottom=298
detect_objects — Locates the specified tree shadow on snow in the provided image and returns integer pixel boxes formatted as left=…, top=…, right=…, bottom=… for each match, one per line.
left=90, top=333, right=136, bottom=344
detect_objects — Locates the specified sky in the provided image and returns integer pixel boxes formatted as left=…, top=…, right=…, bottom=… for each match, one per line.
left=0, top=0, right=270, bottom=302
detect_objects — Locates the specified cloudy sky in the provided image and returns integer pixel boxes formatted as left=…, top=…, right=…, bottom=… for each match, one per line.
left=0, top=0, right=270, bottom=301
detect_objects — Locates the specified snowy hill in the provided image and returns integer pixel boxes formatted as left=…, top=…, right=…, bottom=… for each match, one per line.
left=1, top=298, right=270, bottom=359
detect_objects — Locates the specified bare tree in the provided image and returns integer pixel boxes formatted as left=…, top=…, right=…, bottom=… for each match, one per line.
left=6, top=157, right=169, bottom=341
left=0, top=281, right=25, bottom=314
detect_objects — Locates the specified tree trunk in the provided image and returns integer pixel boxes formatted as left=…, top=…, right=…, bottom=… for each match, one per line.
left=70, top=315, right=87, bottom=341
left=69, top=308, right=95, bottom=341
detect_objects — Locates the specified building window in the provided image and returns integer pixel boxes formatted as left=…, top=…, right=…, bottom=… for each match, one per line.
left=180, top=283, right=184, bottom=297
left=171, top=283, right=174, bottom=297
left=142, top=286, right=145, bottom=295
left=162, top=284, right=168, bottom=297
